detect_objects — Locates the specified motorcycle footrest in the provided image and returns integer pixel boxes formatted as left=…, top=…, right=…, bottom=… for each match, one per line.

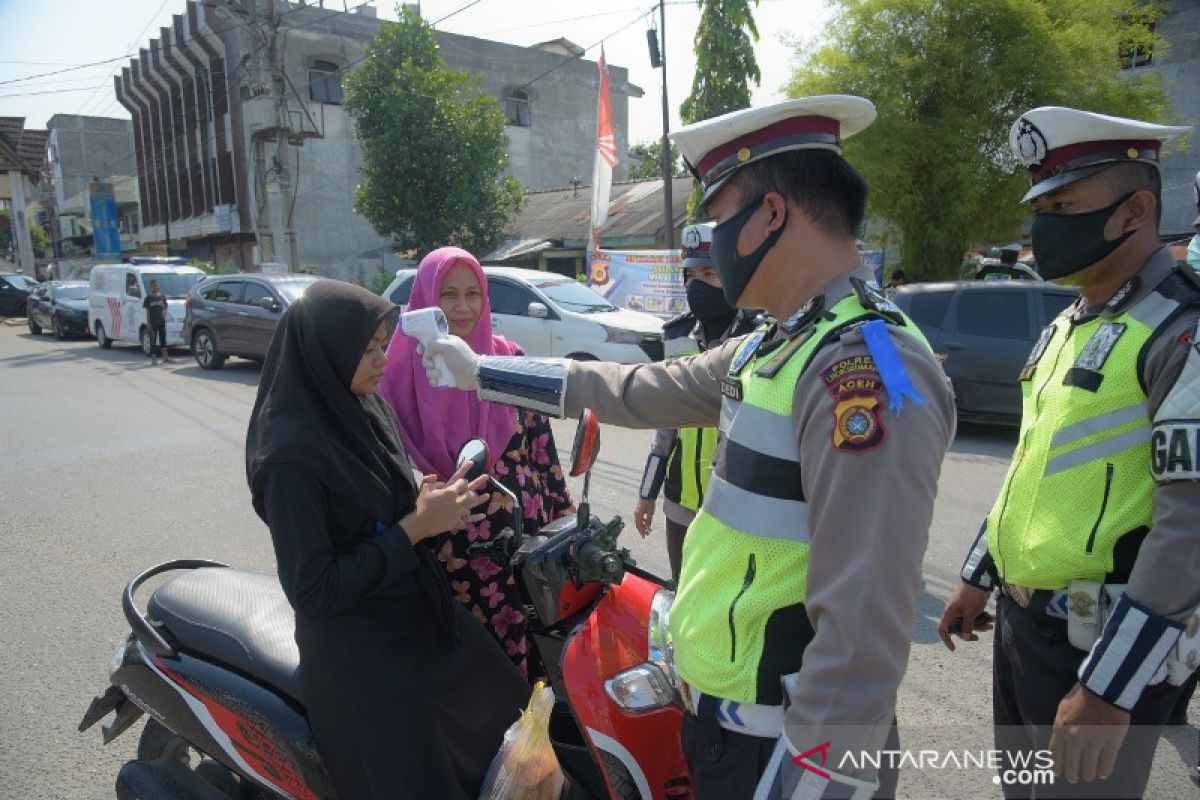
left=79, top=685, right=126, bottom=733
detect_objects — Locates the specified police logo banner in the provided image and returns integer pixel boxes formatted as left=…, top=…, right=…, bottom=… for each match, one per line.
left=822, top=356, right=886, bottom=454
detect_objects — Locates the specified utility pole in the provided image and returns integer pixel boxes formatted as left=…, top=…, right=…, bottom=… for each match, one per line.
left=267, top=0, right=299, bottom=270
left=657, top=0, right=674, bottom=249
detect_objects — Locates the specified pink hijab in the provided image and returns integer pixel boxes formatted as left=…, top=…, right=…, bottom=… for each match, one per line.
left=380, top=247, right=520, bottom=480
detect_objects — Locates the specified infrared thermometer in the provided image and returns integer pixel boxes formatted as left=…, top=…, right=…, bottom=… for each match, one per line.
left=399, top=307, right=455, bottom=388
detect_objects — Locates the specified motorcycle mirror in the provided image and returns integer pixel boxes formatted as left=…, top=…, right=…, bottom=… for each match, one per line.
left=569, top=409, right=600, bottom=478
left=455, top=438, right=490, bottom=482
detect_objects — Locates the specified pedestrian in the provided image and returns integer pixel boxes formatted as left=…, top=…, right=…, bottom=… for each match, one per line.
left=142, top=279, right=170, bottom=365
left=424, top=95, right=957, bottom=799
left=634, top=221, right=756, bottom=581
left=1188, top=169, right=1200, bottom=271
left=938, top=107, right=1200, bottom=799
left=379, top=247, right=573, bottom=681
left=245, top=279, right=529, bottom=799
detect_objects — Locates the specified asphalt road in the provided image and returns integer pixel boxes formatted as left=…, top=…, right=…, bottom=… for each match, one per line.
left=0, top=321, right=1193, bottom=799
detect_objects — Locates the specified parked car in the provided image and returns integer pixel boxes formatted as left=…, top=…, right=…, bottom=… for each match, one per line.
left=182, top=272, right=323, bottom=369
left=382, top=266, right=666, bottom=363
left=893, top=281, right=1078, bottom=424
left=0, top=272, right=38, bottom=317
left=27, top=280, right=91, bottom=338
left=88, top=263, right=205, bottom=353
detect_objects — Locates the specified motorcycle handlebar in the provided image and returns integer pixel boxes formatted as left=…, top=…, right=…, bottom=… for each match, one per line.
left=574, top=538, right=623, bottom=583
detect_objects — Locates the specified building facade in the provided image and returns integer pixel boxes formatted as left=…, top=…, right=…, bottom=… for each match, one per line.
left=113, top=0, right=642, bottom=278
left=1131, top=0, right=1200, bottom=238
left=40, top=115, right=141, bottom=257
left=0, top=117, right=47, bottom=275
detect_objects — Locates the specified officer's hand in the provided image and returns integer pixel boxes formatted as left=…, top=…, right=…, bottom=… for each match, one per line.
left=421, top=335, right=481, bottom=390
left=633, top=498, right=655, bottom=538
left=1049, top=683, right=1129, bottom=784
left=938, top=583, right=993, bottom=651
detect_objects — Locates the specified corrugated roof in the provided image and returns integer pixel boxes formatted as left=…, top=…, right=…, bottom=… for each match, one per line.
left=0, top=117, right=47, bottom=178
left=508, top=176, right=692, bottom=247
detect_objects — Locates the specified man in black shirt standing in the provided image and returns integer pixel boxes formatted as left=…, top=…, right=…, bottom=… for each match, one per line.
left=143, top=279, right=170, bottom=365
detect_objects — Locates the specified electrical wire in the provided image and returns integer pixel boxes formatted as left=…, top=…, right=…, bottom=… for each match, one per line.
left=432, top=0, right=485, bottom=25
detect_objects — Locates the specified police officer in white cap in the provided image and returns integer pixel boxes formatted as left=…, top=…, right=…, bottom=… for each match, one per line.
left=633, top=221, right=757, bottom=581
left=424, top=95, right=956, bottom=799
left=940, top=107, right=1200, bottom=798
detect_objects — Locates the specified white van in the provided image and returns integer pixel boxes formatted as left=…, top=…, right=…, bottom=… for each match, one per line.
left=89, top=262, right=206, bottom=353
left=382, top=266, right=666, bottom=363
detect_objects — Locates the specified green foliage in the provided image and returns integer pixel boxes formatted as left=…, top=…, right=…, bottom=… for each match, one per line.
left=788, top=0, right=1169, bottom=280
left=0, top=210, right=49, bottom=258
left=343, top=7, right=523, bottom=257
left=628, top=140, right=682, bottom=181
left=680, top=0, right=762, bottom=125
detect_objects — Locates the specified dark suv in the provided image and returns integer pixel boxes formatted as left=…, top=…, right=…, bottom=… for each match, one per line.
left=183, top=273, right=322, bottom=369
left=893, top=281, right=1078, bottom=424
left=0, top=272, right=38, bottom=317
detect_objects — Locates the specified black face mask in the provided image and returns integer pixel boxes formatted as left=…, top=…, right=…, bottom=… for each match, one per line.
left=685, top=278, right=733, bottom=325
left=1031, top=193, right=1136, bottom=281
left=710, top=194, right=788, bottom=305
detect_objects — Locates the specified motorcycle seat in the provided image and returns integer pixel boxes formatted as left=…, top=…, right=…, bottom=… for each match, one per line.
left=148, top=567, right=304, bottom=704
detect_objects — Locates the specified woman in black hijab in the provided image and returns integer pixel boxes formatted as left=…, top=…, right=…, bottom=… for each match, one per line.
left=246, top=280, right=530, bottom=799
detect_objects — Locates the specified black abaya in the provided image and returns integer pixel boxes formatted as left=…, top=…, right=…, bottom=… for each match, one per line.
left=246, top=281, right=530, bottom=799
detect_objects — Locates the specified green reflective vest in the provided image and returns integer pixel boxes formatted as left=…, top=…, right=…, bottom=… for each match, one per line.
left=987, top=273, right=1196, bottom=588
left=664, top=346, right=717, bottom=512
left=670, top=292, right=925, bottom=705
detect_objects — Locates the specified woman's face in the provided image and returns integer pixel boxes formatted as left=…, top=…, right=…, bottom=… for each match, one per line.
left=349, top=322, right=389, bottom=396
left=439, top=262, right=484, bottom=338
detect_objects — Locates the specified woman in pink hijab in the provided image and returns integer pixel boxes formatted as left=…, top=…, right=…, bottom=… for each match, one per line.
left=380, top=247, right=572, bottom=679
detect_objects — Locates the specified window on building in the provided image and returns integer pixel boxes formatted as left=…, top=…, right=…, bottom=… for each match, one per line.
left=309, top=60, right=344, bottom=105
left=504, top=88, right=531, bottom=127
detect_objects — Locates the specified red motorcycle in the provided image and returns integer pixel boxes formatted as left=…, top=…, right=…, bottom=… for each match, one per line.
left=81, top=410, right=691, bottom=799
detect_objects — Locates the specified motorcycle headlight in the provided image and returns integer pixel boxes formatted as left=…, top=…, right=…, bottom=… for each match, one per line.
left=600, top=324, right=646, bottom=344
left=648, top=589, right=676, bottom=687
left=605, top=664, right=675, bottom=712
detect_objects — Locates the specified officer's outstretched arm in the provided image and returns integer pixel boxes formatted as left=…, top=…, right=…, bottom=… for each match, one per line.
left=423, top=331, right=740, bottom=427
left=773, top=327, right=956, bottom=794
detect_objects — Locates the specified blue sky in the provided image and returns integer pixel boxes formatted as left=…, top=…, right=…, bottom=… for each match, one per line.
left=0, top=0, right=832, bottom=148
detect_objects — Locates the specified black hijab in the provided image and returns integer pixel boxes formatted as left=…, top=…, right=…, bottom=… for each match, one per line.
left=246, top=279, right=411, bottom=525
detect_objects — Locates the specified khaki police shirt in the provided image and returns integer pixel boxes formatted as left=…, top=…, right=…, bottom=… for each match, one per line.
left=564, top=270, right=957, bottom=777
left=1090, top=250, right=1200, bottom=624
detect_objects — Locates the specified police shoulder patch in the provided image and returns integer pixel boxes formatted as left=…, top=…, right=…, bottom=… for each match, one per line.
left=822, top=354, right=886, bottom=454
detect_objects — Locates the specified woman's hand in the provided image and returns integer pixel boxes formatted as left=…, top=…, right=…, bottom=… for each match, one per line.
left=633, top=498, right=656, bottom=538
left=400, top=463, right=490, bottom=544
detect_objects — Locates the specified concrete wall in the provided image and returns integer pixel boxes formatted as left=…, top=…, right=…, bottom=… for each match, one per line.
left=1139, top=0, right=1200, bottom=237
left=45, top=115, right=136, bottom=206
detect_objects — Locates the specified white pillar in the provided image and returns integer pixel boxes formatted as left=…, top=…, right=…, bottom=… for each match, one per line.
left=7, top=170, right=35, bottom=276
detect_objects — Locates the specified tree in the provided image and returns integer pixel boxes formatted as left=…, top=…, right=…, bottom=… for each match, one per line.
left=344, top=8, right=523, bottom=256
left=680, top=0, right=763, bottom=218
left=0, top=210, right=47, bottom=260
left=627, top=140, right=682, bottom=181
left=788, top=0, right=1169, bottom=280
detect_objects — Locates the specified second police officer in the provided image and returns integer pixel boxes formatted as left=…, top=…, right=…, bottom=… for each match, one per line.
left=939, top=107, right=1200, bottom=798
left=424, top=95, right=957, bottom=799
left=634, top=221, right=757, bottom=581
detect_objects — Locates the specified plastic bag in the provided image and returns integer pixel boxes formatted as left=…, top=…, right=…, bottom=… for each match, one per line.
left=479, top=681, right=565, bottom=800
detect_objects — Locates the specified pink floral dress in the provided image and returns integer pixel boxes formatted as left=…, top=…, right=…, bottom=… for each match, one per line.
left=424, top=410, right=572, bottom=680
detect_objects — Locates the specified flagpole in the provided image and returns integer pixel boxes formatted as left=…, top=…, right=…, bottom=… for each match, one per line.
left=658, top=0, right=674, bottom=249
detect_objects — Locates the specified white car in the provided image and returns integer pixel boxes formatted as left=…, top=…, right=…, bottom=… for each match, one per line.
left=88, top=261, right=205, bottom=353
left=382, top=266, right=665, bottom=363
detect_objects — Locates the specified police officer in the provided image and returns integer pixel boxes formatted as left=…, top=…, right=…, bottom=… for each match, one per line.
left=634, top=221, right=756, bottom=581
left=426, top=95, right=956, bottom=799
left=939, top=107, right=1200, bottom=798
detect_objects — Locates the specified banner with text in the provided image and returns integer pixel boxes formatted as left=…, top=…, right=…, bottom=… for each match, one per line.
left=587, top=249, right=687, bottom=318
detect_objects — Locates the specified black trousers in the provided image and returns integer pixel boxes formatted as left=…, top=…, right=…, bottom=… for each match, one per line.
left=149, top=323, right=166, bottom=357
left=993, top=593, right=1183, bottom=799
left=666, top=518, right=688, bottom=583
left=681, top=697, right=900, bottom=800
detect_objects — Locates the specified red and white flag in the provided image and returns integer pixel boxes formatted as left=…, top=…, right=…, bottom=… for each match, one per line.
left=589, top=48, right=617, bottom=256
